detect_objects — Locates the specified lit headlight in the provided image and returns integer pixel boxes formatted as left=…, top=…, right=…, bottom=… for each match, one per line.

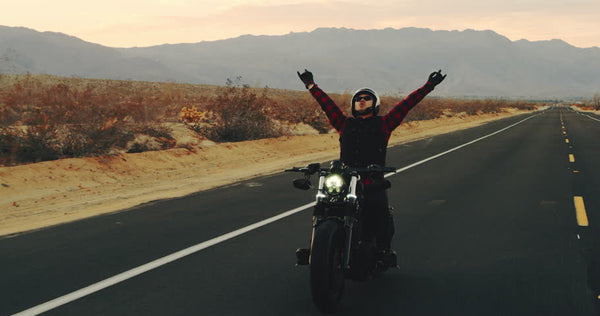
left=324, top=174, right=344, bottom=195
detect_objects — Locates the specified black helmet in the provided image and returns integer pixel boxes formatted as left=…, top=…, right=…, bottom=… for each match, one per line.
left=351, top=87, right=380, bottom=117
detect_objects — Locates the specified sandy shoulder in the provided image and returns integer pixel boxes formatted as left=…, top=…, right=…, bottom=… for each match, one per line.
left=0, top=110, right=533, bottom=236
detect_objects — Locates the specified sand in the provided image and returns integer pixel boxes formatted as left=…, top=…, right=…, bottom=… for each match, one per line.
left=0, top=110, right=537, bottom=237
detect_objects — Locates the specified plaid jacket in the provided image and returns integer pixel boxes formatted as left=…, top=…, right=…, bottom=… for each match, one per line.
left=309, top=84, right=433, bottom=141
left=308, top=84, right=433, bottom=169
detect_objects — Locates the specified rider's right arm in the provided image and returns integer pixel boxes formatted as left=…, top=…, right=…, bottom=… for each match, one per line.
left=308, top=85, right=346, bottom=132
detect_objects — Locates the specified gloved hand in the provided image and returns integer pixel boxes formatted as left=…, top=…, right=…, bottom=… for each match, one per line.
left=426, top=70, right=446, bottom=89
left=297, top=69, right=314, bottom=88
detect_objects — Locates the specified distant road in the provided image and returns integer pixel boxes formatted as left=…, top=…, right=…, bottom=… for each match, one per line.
left=2, top=107, right=599, bottom=315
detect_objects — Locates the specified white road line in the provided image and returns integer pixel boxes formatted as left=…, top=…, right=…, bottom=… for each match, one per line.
left=573, top=109, right=600, bottom=122
left=13, top=113, right=539, bottom=316
left=583, top=113, right=600, bottom=122
left=13, top=203, right=316, bottom=316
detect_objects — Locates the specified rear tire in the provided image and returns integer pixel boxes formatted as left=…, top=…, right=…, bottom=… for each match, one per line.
left=310, top=220, right=345, bottom=313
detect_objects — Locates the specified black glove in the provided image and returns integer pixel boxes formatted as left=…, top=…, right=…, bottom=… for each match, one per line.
left=426, top=70, right=446, bottom=89
left=297, top=69, right=314, bottom=88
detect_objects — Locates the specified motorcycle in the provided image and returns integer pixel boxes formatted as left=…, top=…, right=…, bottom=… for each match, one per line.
left=286, top=160, right=398, bottom=313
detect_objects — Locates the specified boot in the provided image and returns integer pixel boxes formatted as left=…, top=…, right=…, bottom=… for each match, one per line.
left=296, top=248, right=310, bottom=265
left=376, top=249, right=398, bottom=269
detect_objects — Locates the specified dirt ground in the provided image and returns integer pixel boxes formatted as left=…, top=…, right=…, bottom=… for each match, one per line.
left=0, top=109, right=543, bottom=237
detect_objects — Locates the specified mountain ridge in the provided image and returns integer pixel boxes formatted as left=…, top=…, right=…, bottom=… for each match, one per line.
left=1, top=25, right=599, bottom=98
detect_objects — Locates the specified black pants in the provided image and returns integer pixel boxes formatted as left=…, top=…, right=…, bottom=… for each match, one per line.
left=362, top=189, right=395, bottom=251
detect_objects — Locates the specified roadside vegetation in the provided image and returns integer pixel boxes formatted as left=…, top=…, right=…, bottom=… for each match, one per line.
left=575, top=94, right=600, bottom=111
left=1, top=74, right=543, bottom=166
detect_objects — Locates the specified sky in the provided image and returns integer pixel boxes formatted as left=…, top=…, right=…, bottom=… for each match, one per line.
left=3, top=0, right=600, bottom=48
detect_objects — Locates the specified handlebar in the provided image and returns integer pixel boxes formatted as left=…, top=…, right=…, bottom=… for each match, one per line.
left=285, top=162, right=396, bottom=175
left=285, top=163, right=321, bottom=174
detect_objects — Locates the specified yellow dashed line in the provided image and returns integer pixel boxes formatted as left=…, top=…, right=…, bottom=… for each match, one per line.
left=565, top=139, right=569, bottom=143
left=569, top=154, right=575, bottom=162
left=574, top=196, right=589, bottom=227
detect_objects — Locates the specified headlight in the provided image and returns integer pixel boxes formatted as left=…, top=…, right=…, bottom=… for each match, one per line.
left=324, top=174, right=344, bottom=195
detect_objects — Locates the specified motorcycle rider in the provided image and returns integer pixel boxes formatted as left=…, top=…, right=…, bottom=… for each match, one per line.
left=297, top=69, right=446, bottom=263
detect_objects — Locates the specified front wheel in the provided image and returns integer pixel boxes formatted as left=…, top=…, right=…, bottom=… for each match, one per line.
left=310, top=220, right=345, bottom=313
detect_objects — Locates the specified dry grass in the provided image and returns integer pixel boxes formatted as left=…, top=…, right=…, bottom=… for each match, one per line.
left=0, top=73, right=545, bottom=166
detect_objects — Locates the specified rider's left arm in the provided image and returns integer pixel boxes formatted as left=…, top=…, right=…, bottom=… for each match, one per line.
left=382, top=70, right=446, bottom=134
left=381, top=84, right=433, bottom=134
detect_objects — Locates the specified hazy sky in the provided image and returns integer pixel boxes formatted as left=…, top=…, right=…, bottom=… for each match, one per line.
left=3, top=0, right=600, bottom=48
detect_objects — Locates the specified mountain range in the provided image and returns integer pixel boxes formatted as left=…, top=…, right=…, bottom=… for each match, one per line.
left=1, top=25, right=599, bottom=99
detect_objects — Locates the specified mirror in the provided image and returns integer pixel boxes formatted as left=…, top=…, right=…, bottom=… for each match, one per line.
left=293, top=178, right=311, bottom=190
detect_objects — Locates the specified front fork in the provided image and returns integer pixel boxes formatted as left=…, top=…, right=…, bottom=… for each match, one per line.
left=342, top=217, right=355, bottom=269
left=343, top=174, right=359, bottom=269
left=309, top=174, right=359, bottom=269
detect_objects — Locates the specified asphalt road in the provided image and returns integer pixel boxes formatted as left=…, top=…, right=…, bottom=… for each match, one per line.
left=2, top=107, right=600, bottom=315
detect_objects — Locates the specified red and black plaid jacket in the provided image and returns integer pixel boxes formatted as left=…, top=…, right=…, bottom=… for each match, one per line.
left=309, top=84, right=433, bottom=170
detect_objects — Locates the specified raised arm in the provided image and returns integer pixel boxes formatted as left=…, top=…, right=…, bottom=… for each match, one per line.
left=298, top=69, right=347, bottom=132
left=382, top=70, right=446, bottom=133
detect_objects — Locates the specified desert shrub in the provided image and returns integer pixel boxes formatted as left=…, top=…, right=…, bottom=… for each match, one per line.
left=270, top=93, right=331, bottom=133
left=58, top=126, right=92, bottom=157
left=509, top=101, right=538, bottom=111
left=126, top=135, right=162, bottom=153
left=0, top=126, right=60, bottom=164
left=127, top=124, right=176, bottom=153
left=63, top=123, right=134, bottom=157
left=0, top=127, right=19, bottom=164
left=0, top=123, right=136, bottom=164
left=0, top=101, right=19, bottom=126
left=402, top=98, right=447, bottom=122
left=379, top=95, right=544, bottom=122
left=182, top=78, right=284, bottom=142
left=0, top=126, right=62, bottom=164
left=3, top=105, right=62, bottom=163
left=300, top=109, right=330, bottom=133
left=0, top=75, right=137, bottom=164
left=16, top=125, right=62, bottom=162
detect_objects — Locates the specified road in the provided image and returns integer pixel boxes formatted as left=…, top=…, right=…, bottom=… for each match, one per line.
left=2, top=107, right=600, bottom=315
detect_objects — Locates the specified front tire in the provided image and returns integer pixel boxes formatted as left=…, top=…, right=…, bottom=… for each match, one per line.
left=310, top=220, right=345, bottom=313
left=347, top=241, right=376, bottom=281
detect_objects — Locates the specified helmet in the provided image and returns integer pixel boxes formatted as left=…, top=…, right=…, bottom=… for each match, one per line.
left=351, top=87, right=380, bottom=117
